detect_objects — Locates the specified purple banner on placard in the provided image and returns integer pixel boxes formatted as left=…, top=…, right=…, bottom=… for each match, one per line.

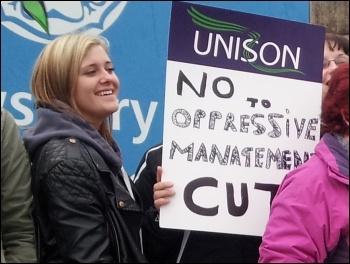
left=168, top=1, right=325, bottom=83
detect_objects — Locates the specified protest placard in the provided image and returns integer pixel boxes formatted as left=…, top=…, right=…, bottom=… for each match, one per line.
left=160, top=1, right=325, bottom=236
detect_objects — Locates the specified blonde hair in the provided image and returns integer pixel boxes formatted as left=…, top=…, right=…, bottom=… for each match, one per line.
left=31, top=32, right=115, bottom=145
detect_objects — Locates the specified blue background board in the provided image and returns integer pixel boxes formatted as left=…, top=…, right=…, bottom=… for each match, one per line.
left=1, top=1, right=309, bottom=174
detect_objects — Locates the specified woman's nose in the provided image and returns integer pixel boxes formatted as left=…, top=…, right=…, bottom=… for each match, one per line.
left=328, top=60, right=338, bottom=72
left=100, top=71, right=112, bottom=84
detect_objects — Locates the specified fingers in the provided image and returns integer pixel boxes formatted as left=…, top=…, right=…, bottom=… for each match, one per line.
left=153, top=181, right=175, bottom=210
left=153, top=181, right=174, bottom=193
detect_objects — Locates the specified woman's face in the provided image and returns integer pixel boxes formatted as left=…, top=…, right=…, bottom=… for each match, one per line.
left=75, top=45, right=120, bottom=129
left=322, top=41, right=349, bottom=99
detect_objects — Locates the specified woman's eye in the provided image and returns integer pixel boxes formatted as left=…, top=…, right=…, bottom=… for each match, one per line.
left=86, top=70, right=96, bottom=75
left=336, top=58, right=349, bottom=65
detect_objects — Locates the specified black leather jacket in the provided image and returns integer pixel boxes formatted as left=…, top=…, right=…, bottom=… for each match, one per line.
left=31, top=137, right=148, bottom=263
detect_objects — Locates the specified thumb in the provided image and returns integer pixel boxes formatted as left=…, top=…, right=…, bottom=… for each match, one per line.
left=156, top=166, right=162, bottom=183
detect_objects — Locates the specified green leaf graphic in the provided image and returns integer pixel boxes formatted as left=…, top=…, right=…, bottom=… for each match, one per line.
left=22, top=1, right=49, bottom=35
left=188, top=7, right=247, bottom=33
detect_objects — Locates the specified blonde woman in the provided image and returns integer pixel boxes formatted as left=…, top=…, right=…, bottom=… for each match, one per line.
left=23, top=33, right=147, bottom=263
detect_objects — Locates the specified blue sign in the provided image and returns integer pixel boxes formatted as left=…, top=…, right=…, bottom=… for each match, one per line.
left=1, top=1, right=309, bottom=174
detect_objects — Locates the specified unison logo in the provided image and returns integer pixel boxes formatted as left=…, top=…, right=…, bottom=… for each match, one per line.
left=188, top=7, right=304, bottom=75
left=1, top=1, right=127, bottom=43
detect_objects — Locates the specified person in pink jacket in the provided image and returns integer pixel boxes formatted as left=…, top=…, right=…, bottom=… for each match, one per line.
left=259, top=63, right=349, bottom=263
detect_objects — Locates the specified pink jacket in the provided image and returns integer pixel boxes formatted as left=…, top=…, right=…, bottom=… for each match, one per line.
left=259, top=133, right=349, bottom=263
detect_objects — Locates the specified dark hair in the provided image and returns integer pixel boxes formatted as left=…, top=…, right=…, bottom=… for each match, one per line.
left=321, top=63, right=349, bottom=136
left=325, top=32, right=349, bottom=56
